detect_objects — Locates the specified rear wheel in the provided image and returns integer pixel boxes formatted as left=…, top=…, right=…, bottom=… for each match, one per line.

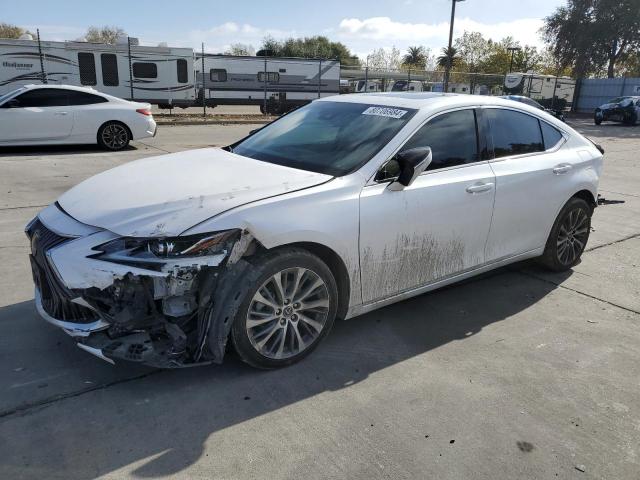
left=539, top=197, right=592, bottom=272
left=594, top=115, right=602, bottom=125
left=98, top=121, right=131, bottom=151
left=230, top=248, right=338, bottom=369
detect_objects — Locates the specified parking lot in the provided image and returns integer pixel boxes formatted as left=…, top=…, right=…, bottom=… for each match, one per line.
left=0, top=118, right=638, bottom=479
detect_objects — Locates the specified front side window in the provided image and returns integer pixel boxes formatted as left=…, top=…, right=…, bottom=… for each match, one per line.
left=258, top=72, right=279, bottom=83
left=133, top=62, right=157, bottom=79
left=209, top=69, right=227, bottom=82
left=14, top=89, right=68, bottom=107
left=486, top=109, right=543, bottom=158
left=78, top=52, right=97, bottom=86
left=231, top=101, right=417, bottom=176
left=177, top=59, right=188, bottom=83
left=100, top=53, right=119, bottom=86
left=399, top=109, right=479, bottom=171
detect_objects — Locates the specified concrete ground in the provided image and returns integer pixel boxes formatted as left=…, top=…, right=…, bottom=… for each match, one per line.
left=0, top=119, right=638, bottom=479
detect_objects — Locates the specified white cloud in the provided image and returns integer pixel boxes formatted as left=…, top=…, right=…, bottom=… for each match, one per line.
left=184, top=22, right=297, bottom=54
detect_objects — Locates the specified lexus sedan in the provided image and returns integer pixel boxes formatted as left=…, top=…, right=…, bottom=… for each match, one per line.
left=26, top=93, right=603, bottom=369
left=594, top=96, right=640, bottom=125
left=0, top=84, right=156, bottom=150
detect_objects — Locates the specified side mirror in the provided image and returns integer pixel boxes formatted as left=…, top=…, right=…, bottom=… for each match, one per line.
left=388, top=147, right=432, bottom=191
left=2, top=98, right=20, bottom=108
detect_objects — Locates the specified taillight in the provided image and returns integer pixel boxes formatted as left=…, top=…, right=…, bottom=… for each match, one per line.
left=136, top=108, right=152, bottom=116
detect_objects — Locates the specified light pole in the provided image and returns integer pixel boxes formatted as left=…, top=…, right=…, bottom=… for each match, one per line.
left=507, top=46, right=521, bottom=73
left=444, top=0, right=465, bottom=93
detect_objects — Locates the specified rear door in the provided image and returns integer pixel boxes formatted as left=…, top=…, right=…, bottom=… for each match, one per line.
left=0, top=88, right=73, bottom=142
left=484, top=107, right=572, bottom=261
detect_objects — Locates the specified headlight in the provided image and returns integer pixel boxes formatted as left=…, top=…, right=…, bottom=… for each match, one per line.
left=92, top=230, right=240, bottom=268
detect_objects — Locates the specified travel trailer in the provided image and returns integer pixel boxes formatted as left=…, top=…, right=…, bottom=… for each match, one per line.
left=504, top=72, right=576, bottom=105
left=0, top=38, right=196, bottom=107
left=196, top=55, right=340, bottom=114
left=349, top=79, right=383, bottom=93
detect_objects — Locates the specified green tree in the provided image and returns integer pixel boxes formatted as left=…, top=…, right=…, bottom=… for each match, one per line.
left=0, top=22, right=32, bottom=39
left=437, top=46, right=460, bottom=70
left=454, top=31, right=490, bottom=72
left=259, top=35, right=360, bottom=66
left=85, top=25, right=127, bottom=44
left=402, top=46, right=427, bottom=69
left=543, top=0, right=640, bottom=78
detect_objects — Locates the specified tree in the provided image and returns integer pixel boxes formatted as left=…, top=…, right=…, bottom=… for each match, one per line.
left=543, top=0, right=640, bottom=78
left=437, top=46, right=460, bottom=70
left=454, top=31, right=490, bottom=72
left=0, top=23, right=32, bottom=39
left=402, top=46, right=427, bottom=69
left=259, top=35, right=360, bottom=66
left=366, top=47, right=401, bottom=70
left=85, top=26, right=127, bottom=44
left=225, top=43, right=254, bottom=56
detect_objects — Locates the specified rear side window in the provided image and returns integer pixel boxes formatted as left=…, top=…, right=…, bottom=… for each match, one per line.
left=133, top=62, right=157, bottom=79
left=540, top=121, right=563, bottom=150
left=209, top=69, right=227, bottom=82
left=399, top=109, right=479, bottom=170
left=100, top=54, right=119, bottom=86
left=67, top=91, right=108, bottom=105
left=486, top=109, right=543, bottom=158
left=78, top=52, right=97, bottom=86
left=176, top=59, right=188, bottom=83
left=14, top=89, right=68, bottom=107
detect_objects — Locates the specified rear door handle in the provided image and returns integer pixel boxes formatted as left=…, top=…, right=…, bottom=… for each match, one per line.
left=553, top=164, right=572, bottom=175
left=466, top=182, right=494, bottom=194
left=55, top=112, right=69, bottom=116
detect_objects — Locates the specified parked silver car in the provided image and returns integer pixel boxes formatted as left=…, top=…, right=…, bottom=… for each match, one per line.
left=26, top=93, right=603, bottom=369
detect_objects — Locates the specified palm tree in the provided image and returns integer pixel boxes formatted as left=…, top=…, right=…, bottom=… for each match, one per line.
left=437, top=46, right=460, bottom=70
left=402, top=46, right=426, bottom=68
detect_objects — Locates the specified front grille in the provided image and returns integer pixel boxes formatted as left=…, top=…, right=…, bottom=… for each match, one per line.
left=27, top=219, right=98, bottom=323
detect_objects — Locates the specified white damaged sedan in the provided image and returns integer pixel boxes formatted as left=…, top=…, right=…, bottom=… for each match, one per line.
left=26, top=93, right=603, bottom=368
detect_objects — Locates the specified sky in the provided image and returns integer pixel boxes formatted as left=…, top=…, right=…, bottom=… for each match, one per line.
left=1, top=0, right=566, bottom=58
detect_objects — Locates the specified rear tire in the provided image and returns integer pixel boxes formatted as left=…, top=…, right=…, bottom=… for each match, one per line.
left=97, top=121, right=131, bottom=151
left=229, top=248, right=338, bottom=369
left=539, top=197, right=592, bottom=272
left=594, top=116, right=602, bottom=125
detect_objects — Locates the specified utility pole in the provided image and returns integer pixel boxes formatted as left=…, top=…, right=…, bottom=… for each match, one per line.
left=444, top=0, right=464, bottom=93
left=507, top=46, right=521, bottom=73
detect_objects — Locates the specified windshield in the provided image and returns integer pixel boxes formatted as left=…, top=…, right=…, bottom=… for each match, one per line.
left=607, top=97, right=628, bottom=104
left=231, top=101, right=417, bottom=176
left=0, top=87, right=25, bottom=104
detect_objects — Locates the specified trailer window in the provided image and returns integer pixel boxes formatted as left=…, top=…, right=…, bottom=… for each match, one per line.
left=209, top=69, right=227, bottom=82
left=100, top=54, right=119, bottom=86
left=133, top=62, right=157, bottom=79
left=258, top=72, right=279, bottom=83
left=177, top=59, right=188, bottom=83
left=78, top=52, right=97, bottom=86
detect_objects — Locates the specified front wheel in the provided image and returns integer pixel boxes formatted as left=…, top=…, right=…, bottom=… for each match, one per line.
left=230, top=248, right=338, bottom=369
left=98, top=121, right=131, bottom=151
left=539, top=197, right=592, bottom=272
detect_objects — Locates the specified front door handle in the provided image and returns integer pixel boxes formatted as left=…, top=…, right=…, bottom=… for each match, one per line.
left=553, top=164, right=572, bottom=175
left=54, top=112, right=69, bottom=116
left=466, top=182, right=494, bottom=194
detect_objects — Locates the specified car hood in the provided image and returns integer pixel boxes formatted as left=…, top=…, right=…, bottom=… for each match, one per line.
left=58, top=148, right=332, bottom=237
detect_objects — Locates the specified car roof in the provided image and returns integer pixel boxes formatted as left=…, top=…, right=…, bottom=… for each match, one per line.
left=22, top=84, right=107, bottom=95
left=318, top=92, right=532, bottom=110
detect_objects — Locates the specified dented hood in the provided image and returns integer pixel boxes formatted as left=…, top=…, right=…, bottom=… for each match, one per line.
left=58, top=148, right=332, bottom=237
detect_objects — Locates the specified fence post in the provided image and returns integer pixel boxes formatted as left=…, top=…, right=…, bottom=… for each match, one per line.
left=201, top=43, right=206, bottom=118
left=364, top=66, right=368, bottom=92
left=263, top=56, right=267, bottom=115
left=318, top=59, right=322, bottom=98
left=127, top=37, right=134, bottom=100
left=36, top=29, right=47, bottom=84
left=551, top=76, right=559, bottom=109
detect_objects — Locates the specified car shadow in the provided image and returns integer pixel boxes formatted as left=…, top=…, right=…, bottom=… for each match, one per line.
left=0, top=263, right=572, bottom=478
left=0, top=144, right=138, bottom=157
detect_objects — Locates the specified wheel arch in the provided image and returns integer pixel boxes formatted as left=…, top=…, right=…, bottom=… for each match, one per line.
left=573, top=189, right=597, bottom=212
left=97, top=120, right=132, bottom=144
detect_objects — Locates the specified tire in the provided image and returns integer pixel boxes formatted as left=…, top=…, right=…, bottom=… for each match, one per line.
left=539, top=197, right=592, bottom=272
left=229, top=248, right=338, bottom=369
left=594, top=116, right=602, bottom=125
left=98, top=121, right=131, bottom=151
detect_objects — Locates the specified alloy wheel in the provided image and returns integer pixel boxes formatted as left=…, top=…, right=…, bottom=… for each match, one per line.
left=101, top=123, right=128, bottom=150
left=556, top=207, right=589, bottom=266
left=246, top=267, right=330, bottom=360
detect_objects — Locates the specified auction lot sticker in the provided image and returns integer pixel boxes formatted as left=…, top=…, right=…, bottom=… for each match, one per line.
left=362, top=106, right=408, bottom=119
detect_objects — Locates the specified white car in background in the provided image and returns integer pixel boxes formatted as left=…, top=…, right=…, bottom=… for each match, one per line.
left=25, top=93, right=603, bottom=369
left=0, top=84, right=156, bottom=150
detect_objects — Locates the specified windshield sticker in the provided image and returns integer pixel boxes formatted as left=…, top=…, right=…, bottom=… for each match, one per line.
left=362, top=106, right=408, bottom=119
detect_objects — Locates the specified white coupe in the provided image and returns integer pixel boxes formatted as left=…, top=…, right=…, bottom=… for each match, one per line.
left=0, top=84, right=156, bottom=150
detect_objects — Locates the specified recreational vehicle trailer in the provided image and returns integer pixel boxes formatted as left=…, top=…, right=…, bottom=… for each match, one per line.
left=504, top=72, right=576, bottom=106
left=196, top=55, right=340, bottom=114
left=0, top=38, right=195, bottom=107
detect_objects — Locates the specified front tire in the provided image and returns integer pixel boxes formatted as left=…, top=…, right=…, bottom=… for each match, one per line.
left=98, top=121, right=131, bottom=151
left=230, top=248, right=338, bottom=369
left=539, top=197, right=592, bottom=272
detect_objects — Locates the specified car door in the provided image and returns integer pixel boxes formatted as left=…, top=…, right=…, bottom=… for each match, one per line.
left=359, top=108, right=496, bottom=303
left=483, top=107, right=573, bottom=262
left=0, top=88, right=73, bottom=142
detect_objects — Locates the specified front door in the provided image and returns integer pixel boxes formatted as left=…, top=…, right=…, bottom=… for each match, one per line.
left=359, top=108, right=496, bottom=303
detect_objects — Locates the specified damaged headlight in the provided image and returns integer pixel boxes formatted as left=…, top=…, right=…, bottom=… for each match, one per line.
left=92, top=230, right=240, bottom=269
